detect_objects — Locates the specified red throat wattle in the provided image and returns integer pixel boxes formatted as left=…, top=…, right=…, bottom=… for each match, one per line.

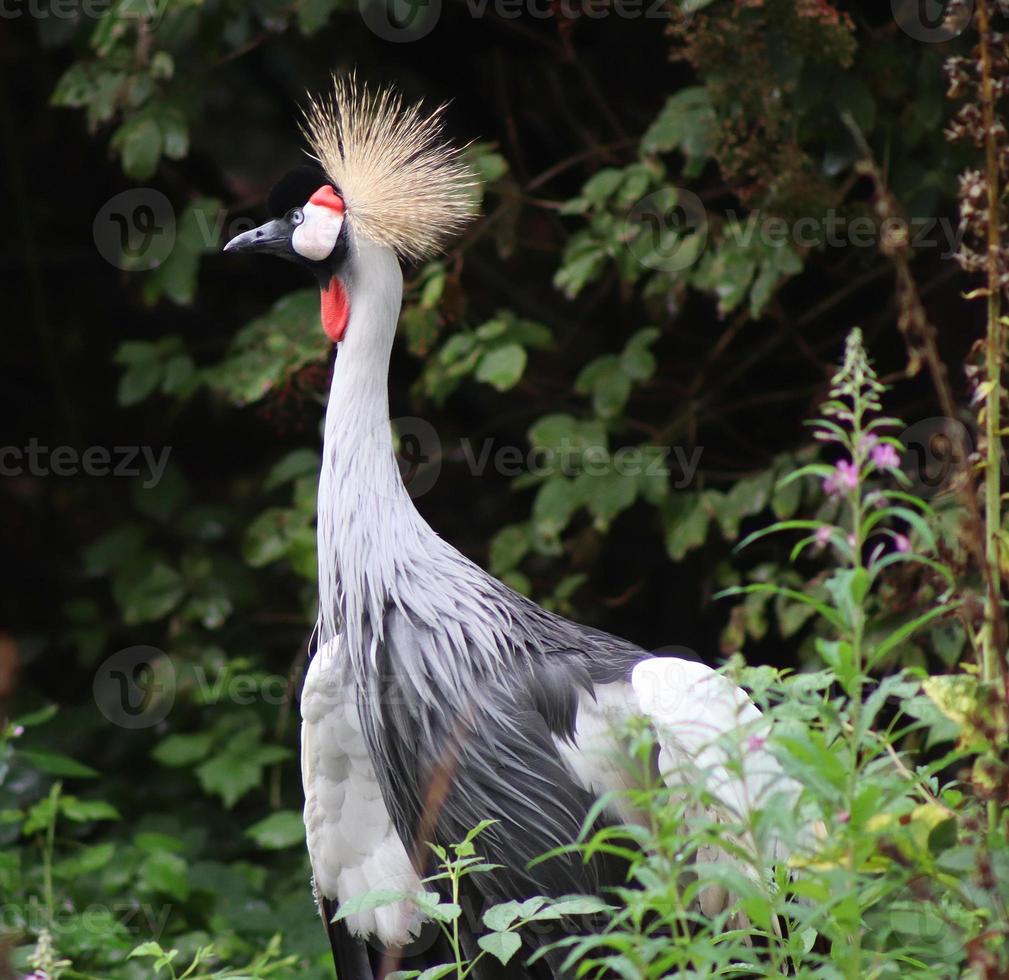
left=321, top=279, right=349, bottom=343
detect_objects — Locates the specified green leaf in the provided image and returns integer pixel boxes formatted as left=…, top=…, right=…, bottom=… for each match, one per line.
left=927, top=817, right=957, bottom=855
left=265, top=449, right=321, bottom=490
left=871, top=603, right=960, bottom=668
left=118, top=351, right=162, bottom=406
left=715, top=584, right=846, bottom=631
left=53, top=843, right=116, bottom=880
left=144, top=198, right=221, bottom=306
left=532, top=478, right=581, bottom=539
left=489, top=525, right=530, bottom=575
left=735, top=520, right=826, bottom=553
left=475, top=343, right=527, bottom=391
left=849, top=567, right=871, bottom=606
left=478, top=930, right=522, bottom=966
left=195, top=732, right=292, bottom=808
left=13, top=704, right=58, bottom=728
left=204, top=289, right=328, bottom=405
left=18, top=750, right=98, bottom=779
left=662, top=493, right=709, bottom=560
left=331, top=889, right=413, bottom=922
left=298, top=0, right=342, bottom=32
left=152, top=732, right=214, bottom=768
left=243, top=508, right=309, bottom=568
left=417, top=967, right=457, bottom=980
left=484, top=901, right=521, bottom=931
left=554, top=235, right=607, bottom=299
left=129, top=941, right=167, bottom=960
left=112, top=115, right=162, bottom=180
left=578, top=470, right=637, bottom=529
left=246, top=810, right=305, bottom=850
left=540, top=896, right=610, bottom=916
left=59, top=798, right=120, bottom=822
left=620, top=328, right=660, bottom=381
left=113, top=562, right=185, bottom=624
left=411, top=894, right=461, bottom=923
left=140, top=851, right=190, bottom=901
left=581, top=168, right=625, bottom=205
left=641, top=87, right=716, bottom=167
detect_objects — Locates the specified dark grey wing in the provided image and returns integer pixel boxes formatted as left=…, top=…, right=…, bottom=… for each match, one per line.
left=359, top=607, right=632, bottom=921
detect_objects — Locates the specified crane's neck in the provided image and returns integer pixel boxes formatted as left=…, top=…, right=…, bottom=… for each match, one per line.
left=316, top=236, right=428, bottom=655
left=314, top=238, right=537, bottom=691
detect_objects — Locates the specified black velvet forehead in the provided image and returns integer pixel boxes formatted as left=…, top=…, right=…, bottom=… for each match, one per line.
left=267, top=164, right=335, bottom=218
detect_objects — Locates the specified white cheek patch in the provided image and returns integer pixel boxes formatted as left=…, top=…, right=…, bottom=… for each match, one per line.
left=292, top=202, right=344, bottom=261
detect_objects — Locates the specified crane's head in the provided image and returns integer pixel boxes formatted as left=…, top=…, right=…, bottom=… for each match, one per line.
left=224, top=75, right=477, bottom=343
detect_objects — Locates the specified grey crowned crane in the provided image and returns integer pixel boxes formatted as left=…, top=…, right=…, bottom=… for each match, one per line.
left=224, top=78, right=800, bottom=979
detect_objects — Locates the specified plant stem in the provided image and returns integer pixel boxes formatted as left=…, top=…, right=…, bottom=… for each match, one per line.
left=976, top=0, right=1005, bottom=697
left=452, top=858, right=464, bottom=980
left=845, top=393, right=867, bottom=978
left=43, top=782, right=61, bottom=925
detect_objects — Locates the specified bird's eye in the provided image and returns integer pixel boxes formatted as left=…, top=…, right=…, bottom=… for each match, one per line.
left=290, top=208, right=305, bottom=225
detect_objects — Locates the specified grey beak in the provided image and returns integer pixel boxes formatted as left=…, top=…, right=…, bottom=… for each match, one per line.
left=223, top=218, right=293, bottom=256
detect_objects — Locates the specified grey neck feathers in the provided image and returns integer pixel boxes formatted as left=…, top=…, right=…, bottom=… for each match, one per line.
left=315, top=235, right=538, bottom=687
left=317, top=236, right=418, bottom=655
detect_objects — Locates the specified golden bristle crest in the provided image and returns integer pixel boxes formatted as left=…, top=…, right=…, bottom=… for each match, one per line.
left=302, top=75, right=479, bottom=262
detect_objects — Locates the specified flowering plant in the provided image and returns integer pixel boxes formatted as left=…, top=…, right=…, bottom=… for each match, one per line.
left=726, top=328, right=956, bottom=691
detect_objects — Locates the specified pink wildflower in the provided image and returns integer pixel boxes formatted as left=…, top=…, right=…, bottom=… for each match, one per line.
left=894, top=533, right=910, bottom=553
left=815, top=525, right=832, bottom=548
left=871, top=443, right=900, bottom=470
left=823, top=459, right=859, bottom=495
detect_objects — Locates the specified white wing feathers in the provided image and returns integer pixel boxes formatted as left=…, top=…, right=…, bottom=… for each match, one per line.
left=631, top=657, right=793, bottom=824
left=301, top=642, right=424, bottom=946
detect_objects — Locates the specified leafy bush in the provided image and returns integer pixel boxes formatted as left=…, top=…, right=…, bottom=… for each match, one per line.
left=4, top=0, right=1008, bottom=976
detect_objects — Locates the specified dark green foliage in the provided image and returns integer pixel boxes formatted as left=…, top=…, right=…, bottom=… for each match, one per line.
left=2, top=0, right=1005, bottom=976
